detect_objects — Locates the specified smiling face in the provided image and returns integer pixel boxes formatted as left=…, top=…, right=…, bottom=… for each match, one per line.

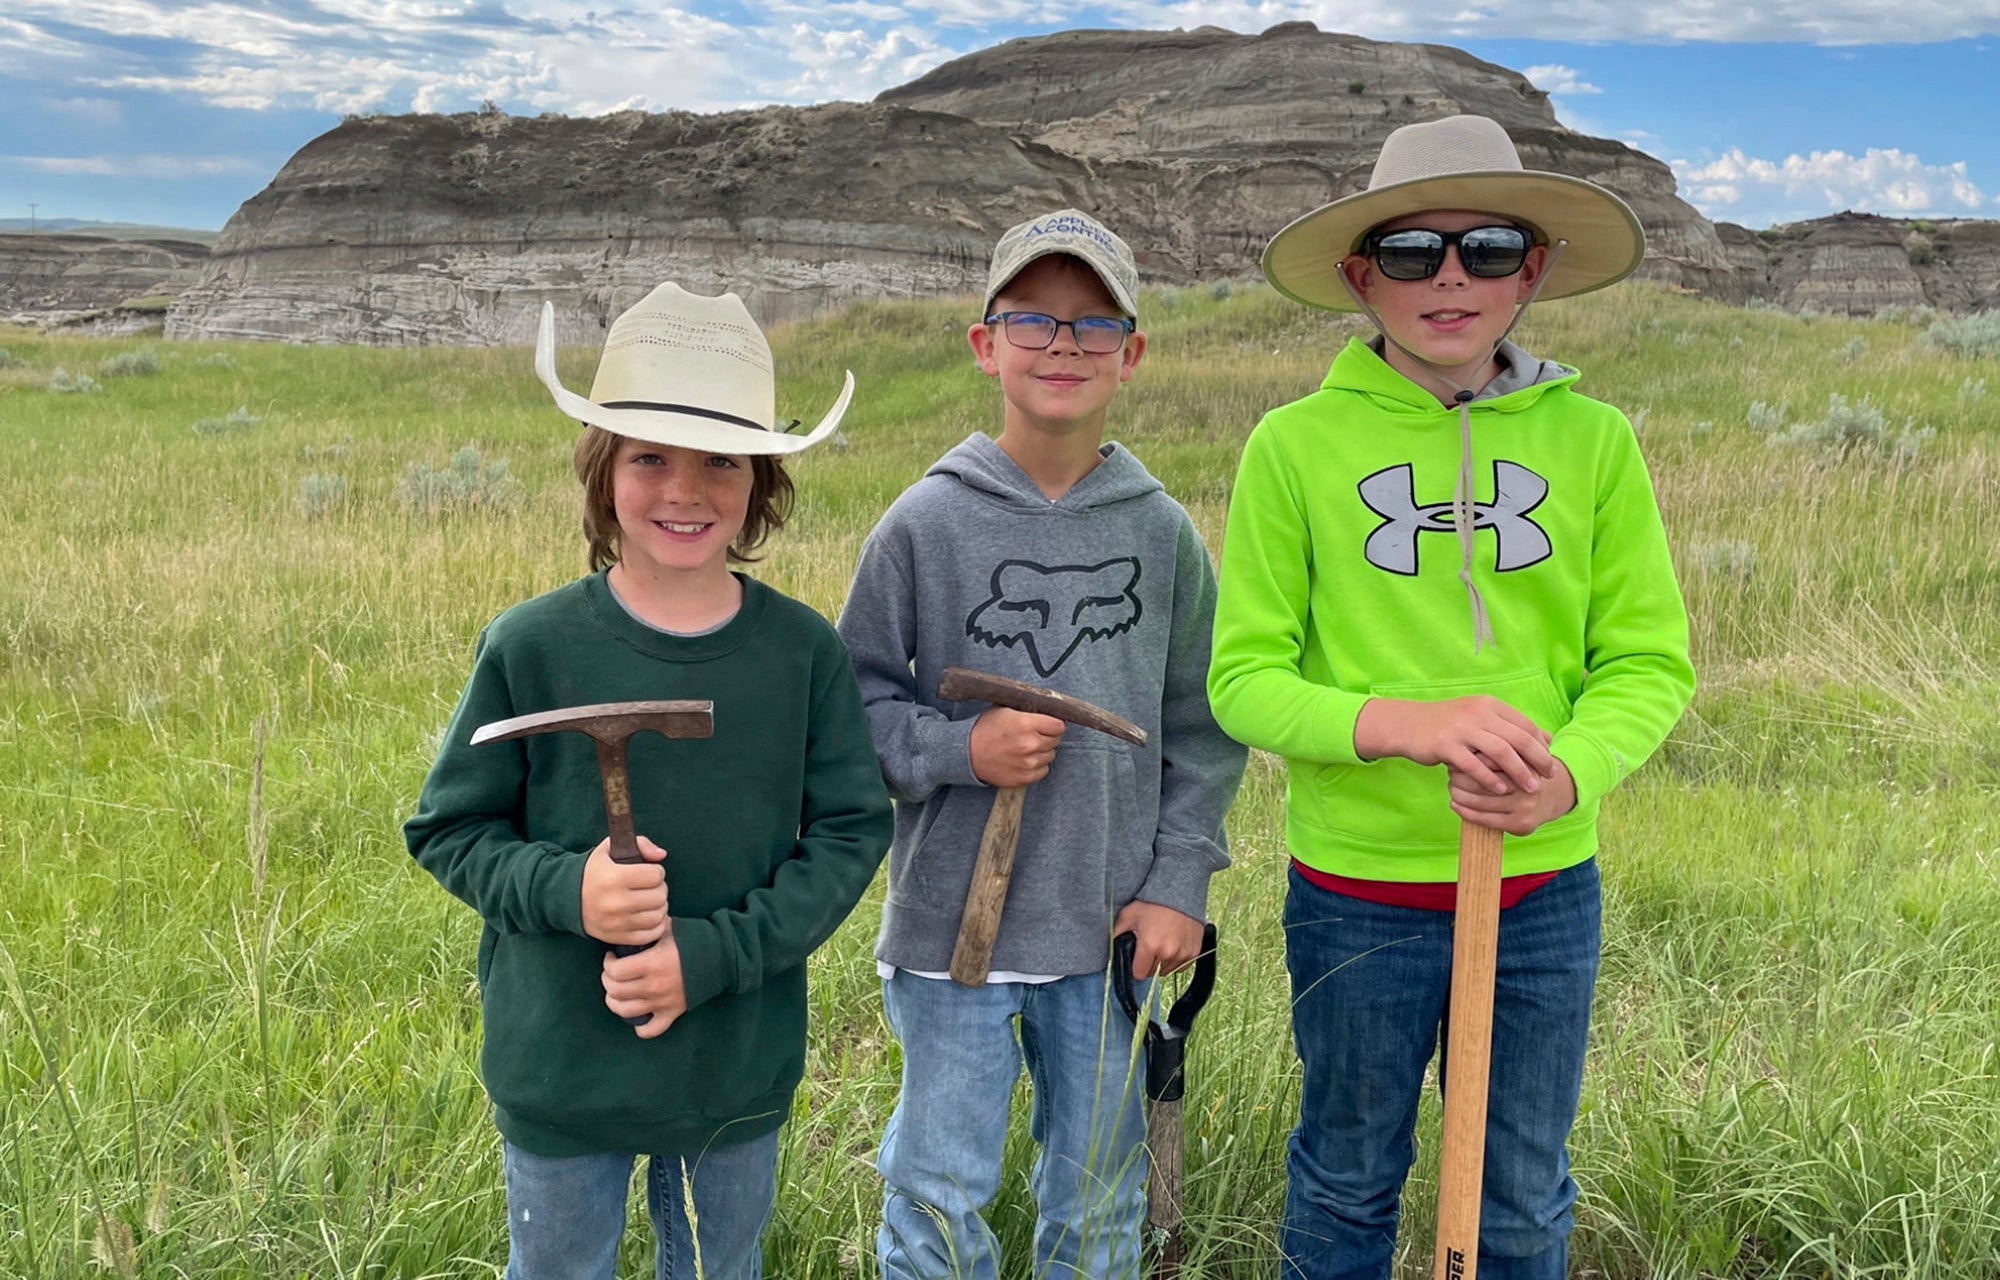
left=1339, top=208, right=1548, bottom=391
left=609, top=437, right=754, bottom=584
left=969, top=254, right=1145, bottom=442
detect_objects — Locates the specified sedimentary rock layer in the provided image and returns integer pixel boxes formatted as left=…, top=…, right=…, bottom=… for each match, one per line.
left=160, top=24, right=1993, bottom=344
left=1, top=234, right=208, bottom=326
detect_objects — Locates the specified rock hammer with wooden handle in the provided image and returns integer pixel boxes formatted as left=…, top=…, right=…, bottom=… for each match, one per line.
left=471, top=699, right=714, bottom=1026
left=935, top=666, right=1147, bottom=988
left=1433, top=818, right=1505, bottom=1280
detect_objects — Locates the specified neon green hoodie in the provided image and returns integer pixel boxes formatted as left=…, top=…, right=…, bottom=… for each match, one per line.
left=1208, top=337, right=1694, bottom=881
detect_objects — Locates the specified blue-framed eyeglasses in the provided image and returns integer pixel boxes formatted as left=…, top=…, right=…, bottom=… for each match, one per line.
left=984, top=311, right=1136, bottom=354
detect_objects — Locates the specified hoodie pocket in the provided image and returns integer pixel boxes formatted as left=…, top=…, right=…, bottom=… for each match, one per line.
left=1007, top=737, right=1146, bottom=923
left=1301, top=667, right=1573, bottom=850
left=1369, top=667, right=1573, bottom=737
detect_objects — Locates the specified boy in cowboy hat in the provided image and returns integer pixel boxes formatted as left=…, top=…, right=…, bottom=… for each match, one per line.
left=404, top=283, right=892, bottom=1280
left=837, top=209, right=1246, bottom=1278
left=1208, top=116, right=1695, bottom=1278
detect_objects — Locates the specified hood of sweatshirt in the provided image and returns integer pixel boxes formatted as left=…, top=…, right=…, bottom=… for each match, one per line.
left=924, top=432, right=1165, bottom=513
left=1334, top=335, right=1577, bottom=411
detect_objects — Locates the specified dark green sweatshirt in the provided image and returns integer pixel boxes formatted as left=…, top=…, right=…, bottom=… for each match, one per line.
left=404, top=572, right=893, bottom=1156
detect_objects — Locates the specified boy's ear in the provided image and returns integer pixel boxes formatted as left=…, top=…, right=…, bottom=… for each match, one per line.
left=1512, top=243, right=1551, bottom=302
left=967, top=320, right=1001, bottom=376
left=1118, top=329, right=1147, bottom=382
left=1339, top=254, right=1372, bottom=299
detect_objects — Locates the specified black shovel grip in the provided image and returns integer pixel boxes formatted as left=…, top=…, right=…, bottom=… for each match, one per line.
left=1112, top=922, right=1218, bottom=1104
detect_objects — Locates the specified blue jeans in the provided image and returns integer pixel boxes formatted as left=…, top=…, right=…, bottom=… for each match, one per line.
left=501, top=1129, right=779, bottom=1280
left=1280, top=859, right=1602, bottom=1280
left=876, top=969, right=1151, bottom=1280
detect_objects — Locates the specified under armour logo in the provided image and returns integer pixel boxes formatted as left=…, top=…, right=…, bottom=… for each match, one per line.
left=1358, top=460, right=1551, bottom=576
left=966, top=558, right=1142, bottom=677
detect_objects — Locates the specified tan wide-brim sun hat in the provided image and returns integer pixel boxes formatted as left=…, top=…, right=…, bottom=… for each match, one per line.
left=536, top=282, right=852, bottom=455
left=1262, top=114, right=1646, bottom=312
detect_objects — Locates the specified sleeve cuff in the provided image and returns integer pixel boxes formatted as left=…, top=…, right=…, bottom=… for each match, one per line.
left=1551, top=731, right=1620, bottom=810
left=1318, top=687, right=1373, bottom=766
left=535, top=848, right=590, bottom=936
left=1135, top=837, right=1227, bottom=922
left=671, top=917, right=733, bottom=1012
left=916, top=715, right=982, bottom=793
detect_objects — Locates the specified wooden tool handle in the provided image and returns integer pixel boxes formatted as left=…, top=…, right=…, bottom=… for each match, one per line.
left=948, top=785, right=1026, bottom=987
left=594, top=736, right=656, bottom=1025
left=1434, top=819, right=1504, bottom=1280
left=1148, top=1097, right=1185, bottom=1279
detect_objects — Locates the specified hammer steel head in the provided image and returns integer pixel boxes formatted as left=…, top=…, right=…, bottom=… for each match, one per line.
left=470, top=700, right=715, bottom=747
left=937, top=667, right=1146, bottom=747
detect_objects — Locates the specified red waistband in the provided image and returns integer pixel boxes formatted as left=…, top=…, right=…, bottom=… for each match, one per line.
left=1293, top=859, right=1560, bottom=912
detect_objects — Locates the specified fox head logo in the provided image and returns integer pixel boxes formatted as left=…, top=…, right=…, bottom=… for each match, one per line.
left=966, top=558, right=1143, bottom=677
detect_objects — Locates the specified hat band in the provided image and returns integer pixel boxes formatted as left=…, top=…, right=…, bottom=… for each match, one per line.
left=600, top=400, right=770, bottom=432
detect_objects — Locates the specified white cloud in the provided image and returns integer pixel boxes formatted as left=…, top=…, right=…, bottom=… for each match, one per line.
left=1671, top=146, right=1990, bottom=224
left=775, top=24, right=950, bottom=100
left=1522, top=64, right=1600, bottom=95
left=6, top=0, right=2000, bottom=135
left=39, top=95, right=125, bottom=127
left=3, top=154, right=268, bottom=177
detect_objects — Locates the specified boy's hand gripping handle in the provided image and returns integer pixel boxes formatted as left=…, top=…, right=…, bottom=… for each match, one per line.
left=1434, top=820, right=1505, bottom=1280
left=1113, top=922, right=1219, bottom=1280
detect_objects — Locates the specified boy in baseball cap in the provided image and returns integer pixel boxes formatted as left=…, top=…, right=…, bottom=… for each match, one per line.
left=1209, top=116, right=1695, bottom=1278
left=839, top=209, right=1246, bottom=1278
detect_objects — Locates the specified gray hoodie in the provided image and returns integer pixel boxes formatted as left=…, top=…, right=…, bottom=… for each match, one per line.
left=838, top=434, right=1248, bottom=976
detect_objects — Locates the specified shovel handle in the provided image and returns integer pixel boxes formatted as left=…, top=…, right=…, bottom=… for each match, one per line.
left=1433, top=819, right=1505, bottom=1280
left=949, top=785, right=1026, bottom=986
left=1148, top=1096, right=1185, bottom=1278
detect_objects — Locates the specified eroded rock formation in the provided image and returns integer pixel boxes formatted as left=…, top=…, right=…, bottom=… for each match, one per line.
left=150, top=24, right=1995, bottom=344
left=1, top=234, right=208, bottom=328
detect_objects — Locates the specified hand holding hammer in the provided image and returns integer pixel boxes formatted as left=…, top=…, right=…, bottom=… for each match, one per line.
left=937, top=667, right=1147, bottom=987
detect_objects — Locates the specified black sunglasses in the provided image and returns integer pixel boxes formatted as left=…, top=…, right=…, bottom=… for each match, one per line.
left=984, top=311, right=1136, bottom=354
left=1361, top=225, right=1537, bottom=281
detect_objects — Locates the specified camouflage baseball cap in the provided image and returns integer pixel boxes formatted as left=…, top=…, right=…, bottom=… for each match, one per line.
left=984, top=209, right=1139, bottom=319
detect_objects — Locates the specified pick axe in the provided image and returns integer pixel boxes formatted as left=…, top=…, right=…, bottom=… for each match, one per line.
left=471, top=699, right=714, bottom=1026
left=934, top=667, right=1147, bottom=987
left=1112, top=921, right=1218, bottom=1280
left=1434, top=819, right=1505, bottom=1280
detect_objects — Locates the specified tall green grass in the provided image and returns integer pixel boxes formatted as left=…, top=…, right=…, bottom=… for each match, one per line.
left=2, top=283, right=1997, bottom=1276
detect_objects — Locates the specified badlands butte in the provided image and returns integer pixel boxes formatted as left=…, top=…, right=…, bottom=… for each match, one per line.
left=15, top=23, right=2000, bottom=344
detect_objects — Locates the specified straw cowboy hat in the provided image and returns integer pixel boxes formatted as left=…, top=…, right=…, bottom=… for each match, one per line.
left=1262, top=114, right=1646, bottom=312
left=535, top=282, right=852, bottom=455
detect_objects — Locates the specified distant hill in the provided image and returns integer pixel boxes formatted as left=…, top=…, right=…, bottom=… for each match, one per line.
left=0, top=219, right=220, bottom=246
left=166, top=22, right=1736, bottom=346
left=0, top=233, right=211, bottom=328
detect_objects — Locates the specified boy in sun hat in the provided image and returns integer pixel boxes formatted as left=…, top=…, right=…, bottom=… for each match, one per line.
left=1208, top=115, right=1695, bottom=1278
left=404, top=282, right=892, bottom=1280
left=838, top=209, right=1246, bottom=1279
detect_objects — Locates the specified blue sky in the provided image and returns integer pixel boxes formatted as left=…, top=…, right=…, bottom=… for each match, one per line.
left=4, top=1, right=1997, bottom=233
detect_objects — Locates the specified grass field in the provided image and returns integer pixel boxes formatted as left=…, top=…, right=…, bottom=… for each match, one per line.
left=2, top=282, right=1998, bottom=1278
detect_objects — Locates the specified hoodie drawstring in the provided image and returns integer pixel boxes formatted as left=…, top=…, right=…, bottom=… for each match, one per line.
left=1336, top=239, right=1569, bottom=653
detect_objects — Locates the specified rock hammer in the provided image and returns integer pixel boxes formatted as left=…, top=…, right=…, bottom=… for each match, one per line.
left=471, top=699, right=714, bottom=1026
left=935, top=666, right=1147, bottom=987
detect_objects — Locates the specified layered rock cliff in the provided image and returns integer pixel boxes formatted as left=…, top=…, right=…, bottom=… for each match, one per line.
left=1, top=234, right=208, bottom=327
left=160, top=23, right=1991, bottom=345
left=1718, top=213, right=2000, bottom=314
left=163, top=24, right=1728, bottom=345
